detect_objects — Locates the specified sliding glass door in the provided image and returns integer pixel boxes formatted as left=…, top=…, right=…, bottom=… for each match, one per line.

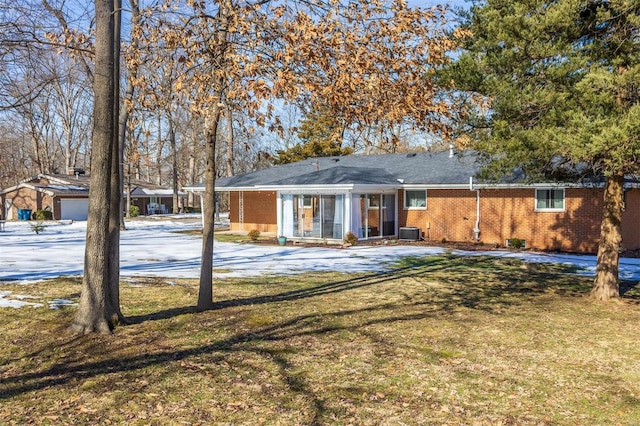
left=382, top=194, right=396, bottom=237
left=281, top=192, right=394, bottom=240
left=284, top=194, right=345, bottom=239
left=352, top=193, right=396, bottom=239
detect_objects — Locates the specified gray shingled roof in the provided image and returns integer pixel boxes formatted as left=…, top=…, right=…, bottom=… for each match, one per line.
left=1, top=174, right=181, bottom=197
left=183, top=151, right=640, bottom=192
left=211, top=150, right=481, bottom=190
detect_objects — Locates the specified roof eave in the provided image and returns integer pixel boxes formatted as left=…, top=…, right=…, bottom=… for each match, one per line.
left=216, top=184, right=402, bottom=192
left=473, top=182, right=594, bottom=189
left=0, top=183, right=55, bottom=196
left=403, top=183, right=472, bottom=190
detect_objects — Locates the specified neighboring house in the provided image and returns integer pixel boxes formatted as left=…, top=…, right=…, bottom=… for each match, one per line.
left=1, top=173, right=185, bottom=220
left=1, top=174, right=90, bottom=221
left=184, top=149, right=640, bottom=254
left=127, top=183, right=186, bottom=216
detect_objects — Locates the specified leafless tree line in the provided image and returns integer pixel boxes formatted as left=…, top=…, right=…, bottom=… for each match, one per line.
left=0, top=0, right=270, bottom=198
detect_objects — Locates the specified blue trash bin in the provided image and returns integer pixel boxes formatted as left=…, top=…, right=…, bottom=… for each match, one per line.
left=18, top=209, right=32, bottom=220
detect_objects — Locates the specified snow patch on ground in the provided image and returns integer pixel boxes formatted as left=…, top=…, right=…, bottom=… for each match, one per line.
left=0, top=291, right=44, bottom=308
left=1, top=213, right=639, bottom=308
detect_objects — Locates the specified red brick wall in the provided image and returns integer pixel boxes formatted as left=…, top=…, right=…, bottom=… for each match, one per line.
left=229, top=191, right=278, bottom=233
left=622, top=188, right=640, bottom=251
left=399, top=187, right=607, bottom=253
left=2, top=188, right=55, bottom=220
left=398, top=189, right=474, bottom=242
left=477, top=188, right=603, bottom=252
left=226, top=187, right=640, bottom=253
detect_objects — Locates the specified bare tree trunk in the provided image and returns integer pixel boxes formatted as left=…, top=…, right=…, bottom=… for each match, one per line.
left=30, top=133, right=45, bottom=174
left=188, top=154, right=196, bottom=208
left=42, top=122, right=56, bottom=173
left=156, top=115, right=163, bottom=184
left=225, top=107, right=234, bottom=177
left=170, top=120, right=179, bottom=213
left=117, top=105, right=128, bottom=221
left=119, top=0, right=140, bottom=223
left=197, top=0, right=232, bottom=310
left=125, top=162, right=132, bottom=218
left=144, top=130, right=150, bottom=181
left=591, top=173, right=624, bottom=301
left=63, top=120, right=72, bottom=173
left=71, top=0, right=118, bottom=334
left=118, top=85, right=127, bottom=227
left=197, top=106, right=221, bottom=311
left=108, top=0, right=124, bottom=324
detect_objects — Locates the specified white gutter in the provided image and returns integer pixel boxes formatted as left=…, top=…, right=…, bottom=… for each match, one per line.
left=204, top=182, right=602, bottom=192
left=471, top=182, right=586, bottom=189
left=186, top=180, right=630, bottom=206
left=253, top=184, right=400, bottom=192
left=211, top=183, right=473, bottom=192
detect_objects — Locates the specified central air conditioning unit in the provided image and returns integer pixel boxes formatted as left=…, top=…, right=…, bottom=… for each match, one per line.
left=399, top=227, right=421, bottom=241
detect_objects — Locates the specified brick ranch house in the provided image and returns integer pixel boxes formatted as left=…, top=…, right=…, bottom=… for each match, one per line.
left=1, top=173, right=185, bottom=220
left=184, top=149, right=640, bottom=254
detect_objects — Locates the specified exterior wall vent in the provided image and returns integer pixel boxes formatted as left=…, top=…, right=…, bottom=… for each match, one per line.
left=399, top=227, right=421, bottom=241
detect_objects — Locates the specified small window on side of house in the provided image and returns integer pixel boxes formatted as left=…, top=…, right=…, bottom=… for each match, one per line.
left=535, top=188, right=565, bottom=211
left=404, top=190, right=426, bottom=209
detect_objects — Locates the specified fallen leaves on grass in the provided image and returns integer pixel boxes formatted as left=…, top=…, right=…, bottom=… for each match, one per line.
left=1, top=256, right=639, bottom=424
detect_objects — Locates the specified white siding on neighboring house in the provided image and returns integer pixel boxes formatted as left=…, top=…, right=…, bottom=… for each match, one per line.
left=4, top=199, right=14, bottom=220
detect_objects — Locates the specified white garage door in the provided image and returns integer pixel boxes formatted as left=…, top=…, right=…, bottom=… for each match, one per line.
left=60, top=199, right=89, bottom=220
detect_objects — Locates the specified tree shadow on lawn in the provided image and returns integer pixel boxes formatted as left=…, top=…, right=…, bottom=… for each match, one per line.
left=0, top=256, right=613, bottom=423
left=123, top=257, right=456, bottom=325
left=127, top=255, right=585, bottom=324
left=620, top=280, right=639, bottom=297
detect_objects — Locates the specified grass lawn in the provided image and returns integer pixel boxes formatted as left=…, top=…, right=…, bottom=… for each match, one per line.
left=1, top=255, right=639, bottom=425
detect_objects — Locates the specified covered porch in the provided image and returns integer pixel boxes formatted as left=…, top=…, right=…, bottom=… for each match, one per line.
left=277, top=190, right=398, bottom=241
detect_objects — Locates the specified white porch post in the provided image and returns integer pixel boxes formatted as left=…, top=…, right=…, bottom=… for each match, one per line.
left=345, top=193, right=352, bottom=236
left=276, top=192, right=282, bottom=236
left=395, top=190, right=399, bottom=237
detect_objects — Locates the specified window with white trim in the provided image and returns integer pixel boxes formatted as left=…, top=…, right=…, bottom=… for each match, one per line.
left=535, top=189, right=564, bottom=211
left=404, top=190, right=426, bottom=209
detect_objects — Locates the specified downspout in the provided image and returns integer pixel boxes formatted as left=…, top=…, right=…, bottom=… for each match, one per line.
left=237, top=191, right=245, bottom=232
left=470, top=177, right=480, bottom=240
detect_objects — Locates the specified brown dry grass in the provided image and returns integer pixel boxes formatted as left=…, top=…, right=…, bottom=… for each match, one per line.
left=1, top=255, right=639, bottom=425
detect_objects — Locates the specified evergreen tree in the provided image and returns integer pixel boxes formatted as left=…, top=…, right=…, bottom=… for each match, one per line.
left=449, top=0, right=640, bottom=300
left=274, top=105, right=353, bottom=164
